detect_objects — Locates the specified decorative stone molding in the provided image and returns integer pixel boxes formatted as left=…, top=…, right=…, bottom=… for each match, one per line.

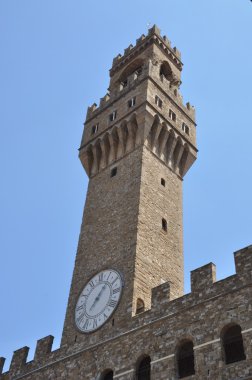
left=79, top=112, right=196, bottom=178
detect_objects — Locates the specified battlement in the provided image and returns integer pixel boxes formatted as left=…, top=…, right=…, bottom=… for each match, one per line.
left=1, top=245, right=251, bottom=379
left=143, top=245, right=252, bottom=322
left=0, top=336, right=57, bottom=379
left=85, top=66, right=195, bottom=123
left=83, top=25, right=195, bottom=130
left=110, top=25, right=182, bottom=76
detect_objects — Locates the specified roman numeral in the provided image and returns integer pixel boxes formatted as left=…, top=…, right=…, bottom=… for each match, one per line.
left=111, top=277, right=118, bottom=286
left=99, top=273, right=104, bottom=281
left=106, top=271, right=112, bottom=281
left=89, top=280, right=94, bottom=288
left=77, top=314, right=85, bottom=325
left=93, top=319, right=98, bottom=329
left=83, top=319, right=89, bottom=330
left=108, top=299, right=117, bottom=308
left=112, top=287, right=120, bottom=294
left=103, top=312, right=108, bottom=320
left=76, top=305, right=84, bottom=311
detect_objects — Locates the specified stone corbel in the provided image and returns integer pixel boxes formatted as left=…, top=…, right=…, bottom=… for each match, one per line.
left=125, top=121, right=135, bottom=153
left=152, top=123, right=162, bottom=155
left=108, top=134, right=116, bottom=164
left=117, top=127, right=125, bottom=159
left=91, top=145, right=99, bottom=176
left=167, top=135, right=177, bottom=168
left=174, top=143, right=185, bottom=172
left=99, top=139, right=107, bottom=170
left=159, top=129, right=170, bottom=161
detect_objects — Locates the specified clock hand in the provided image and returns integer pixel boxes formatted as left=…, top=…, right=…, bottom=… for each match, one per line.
left=90, top=285, right=106, bottom=311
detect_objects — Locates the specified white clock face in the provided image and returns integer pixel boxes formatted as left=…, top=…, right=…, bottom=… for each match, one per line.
left=75, top=269, right=123, bottom=333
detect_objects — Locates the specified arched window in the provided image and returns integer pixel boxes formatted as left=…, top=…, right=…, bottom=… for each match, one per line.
left=118, top=59, right=144, bottom=85
left=136, top=356, right=151, bottom=380
left=159, top=61, right=173, bottom=81
left=177, top=340, right=195, bottom=378
left=136, top=298, right=145, bottom=314
left=222, top=324, right=246, bottom=364
left=101, top=369, right=113, bottom=380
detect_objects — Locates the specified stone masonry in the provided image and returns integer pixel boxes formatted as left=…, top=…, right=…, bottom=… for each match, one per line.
left=1, top=25, right=251, bottom=380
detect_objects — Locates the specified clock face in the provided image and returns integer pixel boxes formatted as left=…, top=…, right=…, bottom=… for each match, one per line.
left=75, top=269, right=123, bottom=333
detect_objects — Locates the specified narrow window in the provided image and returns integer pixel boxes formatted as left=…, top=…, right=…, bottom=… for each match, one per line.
left=222, top=324, right=246, bottom=364
left=155, top=95, right=163, bottom=108
left=136, top=298, right=145, bottom=314
left=136, top=356, right=151, bottom=380
left=161, top=178, right=166, bottom=187
left=177, top=341, right=195, bottom=378
left=162, top=218, right=167, bottom=232
left=128, top=97, right=136, bottom=108
left=182, top=122, right=190, bottom=135
left=121, top=79, right=128, bottom=88
left=101, top=370, right=113, bottom=380
left=135, top=66, right=142, bottom=77
left=169, top=109, right=176, bottom=122
left=91, top=124, right=99, bottom=135
left=110, top=167, right=117, bottom=177
left=109, top=110, right=117, bottom=122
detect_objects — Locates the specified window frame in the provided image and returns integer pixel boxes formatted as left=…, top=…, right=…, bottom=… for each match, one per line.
left=169, top=109, right=176, bottom=122
left=155, top=95, right=163, bottom=109
left=109, top=110, right=117, bottom=122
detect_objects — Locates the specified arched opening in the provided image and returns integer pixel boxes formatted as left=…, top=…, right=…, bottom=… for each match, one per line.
left=119, top=59, right=144, bottom=84
left=177, top=340, right=195, bottom=378
left=159, top=61, right=173, bottom=81
left=136, top=298, right=145, bottom=314
left=222, top=324, right=246, bottom=364
left=100, top=369, right=113, bottom=380
left=136, top=355, right=151, bottom=380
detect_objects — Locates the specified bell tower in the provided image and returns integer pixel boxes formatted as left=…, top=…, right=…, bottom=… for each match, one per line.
left=61, top=25, right=197, bottom=347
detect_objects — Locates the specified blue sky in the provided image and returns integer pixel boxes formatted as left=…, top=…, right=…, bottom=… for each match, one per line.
left=0, top=0, right=252, bottom=371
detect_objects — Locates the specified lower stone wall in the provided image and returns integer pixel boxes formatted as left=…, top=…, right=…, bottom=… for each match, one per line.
left=2, top=245, right=252, bottom=380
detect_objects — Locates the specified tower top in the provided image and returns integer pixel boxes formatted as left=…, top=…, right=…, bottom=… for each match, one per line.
left=110, top=25, right=182, bottom=77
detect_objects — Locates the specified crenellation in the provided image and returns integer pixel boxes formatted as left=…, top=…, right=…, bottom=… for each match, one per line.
left=136, top=34, right=146, bottom=45
left=148, top=24, right=161, bottom=37
left=9, top=346, right=29, bottom=377
left=151, top=282, right=171, bottom=310
left=234, top=245, right=252, bottom=283
left=172, top=46, right=181, bottom=59
left=86, top=102, right=97, bottom=119
left=1, top=246, right=252, bottom=378
left=162, top=35, right=171, bottom=47
left=34, top=335, right=54, bottom=364
left=191, top=263, right=216, bottom=293
left=124, top=44, right=133, bottom=55
left=110, top=25, right=182, bottom=78
left=99, top=93, right=110, bottom=108
left=112, top=53, right=122, bottom=66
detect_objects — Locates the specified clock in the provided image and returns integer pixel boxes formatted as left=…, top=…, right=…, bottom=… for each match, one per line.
left=75, top=269, right=123, bottom=333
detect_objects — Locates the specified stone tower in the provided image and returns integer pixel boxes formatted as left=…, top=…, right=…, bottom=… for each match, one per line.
left=2, top=25, right=252, bottom=380
left=61, top=25, right=197, bottom=347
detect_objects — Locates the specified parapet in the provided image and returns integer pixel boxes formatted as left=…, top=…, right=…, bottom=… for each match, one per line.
left=34, top=335, right=54, bottom=363
left=110, top=24, right=182, bottom=77
left=9, top=346, right=29, bottom=377
left=234, top=245, right=252, bottom=283
left=2, top=246, right=251, bottom=378
left=0, top=336, right=56, bottom=379
left=148, top=245, right=252, bottom=317
left=151, top=282, right=171, bottom=309
left=191, top=262, right=216, bottom=292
